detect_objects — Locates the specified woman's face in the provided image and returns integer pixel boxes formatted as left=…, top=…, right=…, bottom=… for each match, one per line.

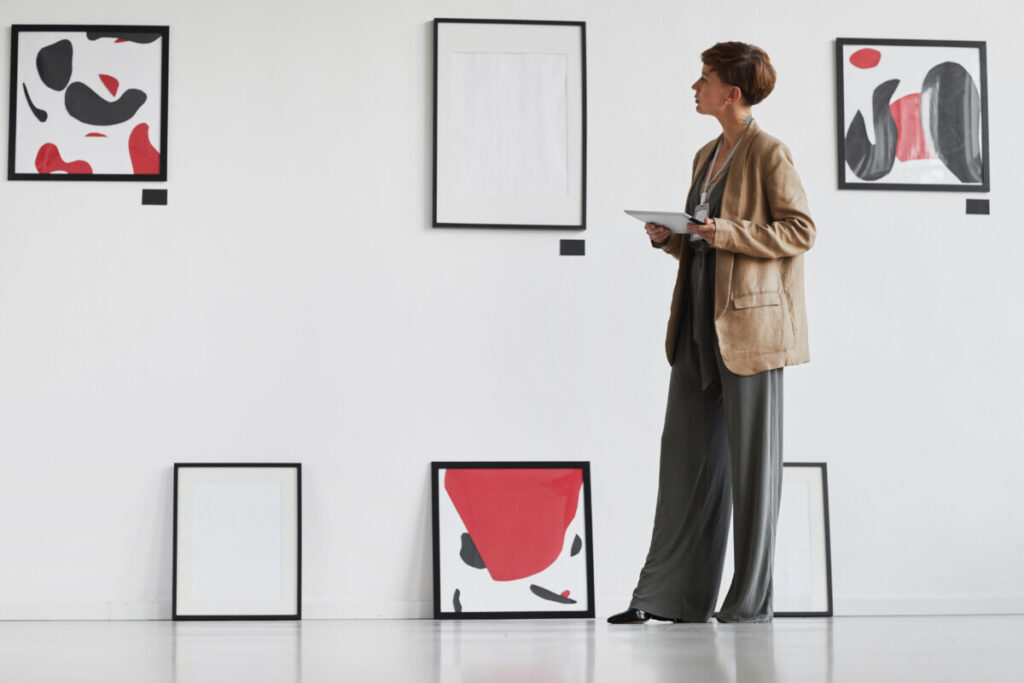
left=692, top=65, right=738, bottom=116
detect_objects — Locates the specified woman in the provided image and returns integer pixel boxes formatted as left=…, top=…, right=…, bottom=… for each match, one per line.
left=609, top=43, right=815, bottom=624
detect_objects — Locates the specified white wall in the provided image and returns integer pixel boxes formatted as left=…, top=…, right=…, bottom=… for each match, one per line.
left=1, top=0, right=1021, bottom=619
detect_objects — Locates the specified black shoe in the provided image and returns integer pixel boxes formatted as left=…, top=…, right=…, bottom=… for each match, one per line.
left=607, top=608, right=681, bottom=624
left=607, top=608, right=650, bottom=624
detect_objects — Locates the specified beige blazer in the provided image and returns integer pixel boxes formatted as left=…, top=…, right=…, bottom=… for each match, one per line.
left=657, top=120, right=815, bottom=375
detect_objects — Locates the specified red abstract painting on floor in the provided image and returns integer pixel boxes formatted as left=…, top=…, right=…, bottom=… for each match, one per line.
left=444, top=469, right=583, bottom=582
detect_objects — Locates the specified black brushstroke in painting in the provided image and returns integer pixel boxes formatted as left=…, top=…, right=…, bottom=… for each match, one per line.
left=530, top=585, right=577, bottom=604
left=459, top=533, right=486, bottom=569
left=571, top=535, right=582, bottom=557
left=87, top=31, right=161, bottom=44
left=922, top=62, right=983, bottom=183
left=37, top=40, right=73, bottom=91
left=844, top=79, right=899, bottom=181
left=453, top=589, right=463, bottom=613
left=22, top=84, right=47, bottom=122
left=65, top=83, right=147, bottom=125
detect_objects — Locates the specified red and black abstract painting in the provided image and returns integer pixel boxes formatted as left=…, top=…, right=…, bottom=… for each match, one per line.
left=432, top=462, right=594, bottom=618
left=8, top=25, right=169, bottom=181
left=836, top=38, right=988, bottom=191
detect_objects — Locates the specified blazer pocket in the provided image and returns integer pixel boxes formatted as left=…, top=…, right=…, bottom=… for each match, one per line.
left=732, top=291, right=782, bottom=309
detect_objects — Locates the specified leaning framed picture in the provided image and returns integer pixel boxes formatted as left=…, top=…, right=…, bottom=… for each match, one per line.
left=835, top=38, right=989, bottom=192
left=432, top=19, right=587, bottom=229
left=431, top=461, right=595, bottom=619
left=8, top=25, right=169, bottom=181
left=717, top=462, right=834, bottom=617
left=772, top=463, right=834, bottom=616
left=173, top=463, right=301, bottom=620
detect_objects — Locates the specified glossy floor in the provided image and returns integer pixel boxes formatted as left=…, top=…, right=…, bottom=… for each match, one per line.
left=1, top=616, right=1022, bottom=682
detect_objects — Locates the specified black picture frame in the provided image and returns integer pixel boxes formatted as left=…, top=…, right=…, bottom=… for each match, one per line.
left=835, top=37, right=989, bottom=192
left=173, top=463, right=302, bottom=621
left=774, top=462, right=834, bottom=618
left=8, top=24, right=170, bottom=181
left=431, top=461, right=595, bottom=619
left=432, top=18, right=587, bottom=229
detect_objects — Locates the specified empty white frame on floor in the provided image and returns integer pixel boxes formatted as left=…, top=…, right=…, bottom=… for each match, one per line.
left=173, top=463, right=301, bottom=620
left=717, top=462, right=834, bottom=617
left=433, top=19, right=587, bottom=229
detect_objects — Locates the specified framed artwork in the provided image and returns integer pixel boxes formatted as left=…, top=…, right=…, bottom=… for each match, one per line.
left=835, top=38, right=989, bottom=192
left=8, top=24, right=169, bottom=181
left=432, top=19, right=587, bottom=229
left=717, top=462, right=834, bottom=617
left=173, top=464, right=301, bottom=620
left=431, top=461, right=595, bottom=619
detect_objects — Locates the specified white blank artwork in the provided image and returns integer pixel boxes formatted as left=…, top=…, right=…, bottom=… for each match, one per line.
left=191, top=483, right=282, bottom=602
left=717, top=463, right=832, bottom=615
left=774, top=480, right=814, bottom=598
left=174, top=465, right=300, bottom=619
left=434, top=20, right=585, bottom=227
left=450, top=52, right=568, bottom=197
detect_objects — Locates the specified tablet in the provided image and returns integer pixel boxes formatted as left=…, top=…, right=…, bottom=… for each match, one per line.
left=624, top=210, right=699, bottom=234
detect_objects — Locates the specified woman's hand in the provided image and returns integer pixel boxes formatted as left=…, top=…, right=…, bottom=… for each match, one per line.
left=645, top=222, right=672, bottom=245
left=688, top=218, right=716, bottom=245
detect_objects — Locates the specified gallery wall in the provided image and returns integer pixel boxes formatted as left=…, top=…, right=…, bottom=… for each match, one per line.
left=0, top=0, right=1021, bottom=619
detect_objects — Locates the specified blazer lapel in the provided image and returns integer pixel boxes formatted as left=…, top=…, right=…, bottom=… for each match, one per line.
left=689, top=139, right=719, bottom=194
left=720, top=119, right=760, bottom=216
left=715, top=119, right=761, bottom=317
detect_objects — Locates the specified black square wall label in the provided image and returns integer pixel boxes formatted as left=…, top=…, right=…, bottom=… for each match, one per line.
left=966, top=199, right=989, bottom=215
left=560, top=239, right=585, bottom=256
left=142, top=189, right=167, bottom=205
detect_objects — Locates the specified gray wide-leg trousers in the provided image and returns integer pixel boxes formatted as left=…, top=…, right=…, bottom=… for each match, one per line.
left=629, top=327, right=783, bottom=623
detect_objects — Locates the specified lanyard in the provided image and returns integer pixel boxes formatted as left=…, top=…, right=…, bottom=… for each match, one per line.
left=700, top=131, right=745, bottom=205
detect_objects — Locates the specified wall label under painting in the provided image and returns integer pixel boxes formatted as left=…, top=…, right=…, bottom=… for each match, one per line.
left=835, top=38, right=989, bottom=192
left=8, top=25, right=169, bottom=181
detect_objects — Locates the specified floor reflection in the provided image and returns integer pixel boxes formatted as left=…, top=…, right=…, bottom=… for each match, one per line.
left=173, top=621, right=302, bottom=683
left=433, top=620, right=596, bottom=682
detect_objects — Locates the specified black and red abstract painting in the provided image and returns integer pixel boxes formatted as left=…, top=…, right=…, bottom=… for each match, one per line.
left=431, top=462, right=594, bottom=618
left=835, top=38, right=989, bottom=191
left=8, top=25, right=169, bottom=181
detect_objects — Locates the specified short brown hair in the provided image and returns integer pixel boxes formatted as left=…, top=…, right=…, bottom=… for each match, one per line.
left=701, top=42, right=776, bottom=106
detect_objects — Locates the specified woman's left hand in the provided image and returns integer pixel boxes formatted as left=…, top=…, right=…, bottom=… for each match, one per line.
left=689, top=218, right=716, bottom=245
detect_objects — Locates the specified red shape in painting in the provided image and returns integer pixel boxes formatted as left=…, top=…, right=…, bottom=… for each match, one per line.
left=99, top=74, right=120, bottom=97
left=115, top=39, right=127, bottom=43
left=86, top=133, right=107, bottom=138
left=35, top=144, right=93, bottom=174
left=560, top=590, right=571, bottom=598
left=445, top=469, right=583, bottom=582
left=890, top=93, right=934, bottom=162
left=850, top=48, right=882, bottom=69
left=129, top=123, right=161, bottom=174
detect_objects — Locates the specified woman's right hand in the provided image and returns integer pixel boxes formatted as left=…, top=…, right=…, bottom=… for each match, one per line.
left=645, top=222, right=672, bottom=244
